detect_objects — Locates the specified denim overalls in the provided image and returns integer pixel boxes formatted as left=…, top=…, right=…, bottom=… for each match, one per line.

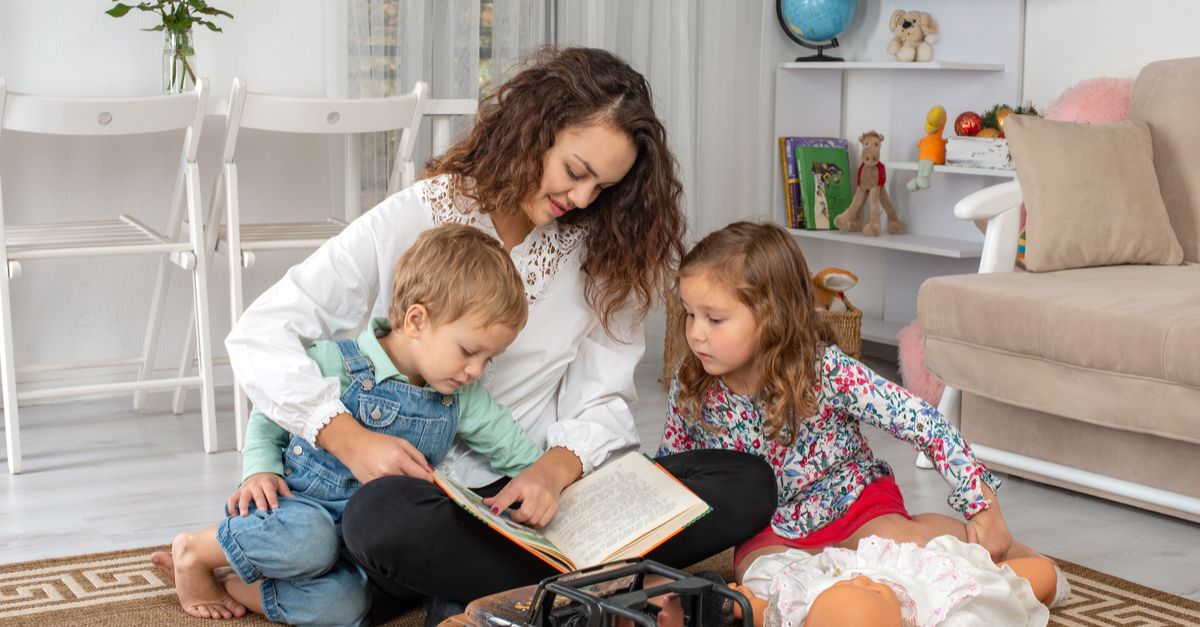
left=216, top=339, right=459, bottom=627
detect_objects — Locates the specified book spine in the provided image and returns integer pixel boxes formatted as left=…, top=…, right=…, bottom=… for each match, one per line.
left=785, top=137, right=804, bottom=229
left=778, top=137, right=794, bottom=229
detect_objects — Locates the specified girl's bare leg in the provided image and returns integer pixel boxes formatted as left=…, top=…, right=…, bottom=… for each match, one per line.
left=843, top=513, right=1040, bottom=560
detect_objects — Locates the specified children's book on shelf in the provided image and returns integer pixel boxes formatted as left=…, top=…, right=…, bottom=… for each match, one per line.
left=433, top=451, right=711, bottom=573
left=777, top=137, right=804, bottom=229
left=795, top=138, right=852, bottom=230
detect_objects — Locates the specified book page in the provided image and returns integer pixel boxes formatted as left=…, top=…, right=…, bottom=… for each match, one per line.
left=433, top=471, right=571, bottom=568
left=541, top=453, right=706, bottom=568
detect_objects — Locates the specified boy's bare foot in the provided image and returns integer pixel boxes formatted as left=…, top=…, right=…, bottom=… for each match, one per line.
left=171, top=532, right=247, bottom=619
left=150, top=551, right=175, bottom=584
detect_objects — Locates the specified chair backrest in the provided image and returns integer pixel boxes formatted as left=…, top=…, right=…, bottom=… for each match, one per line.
left=0, top=78, right=208, bottom=164
left=221, top=79, right=428, bottom=193
left=425, top=98, right=479, bottom=156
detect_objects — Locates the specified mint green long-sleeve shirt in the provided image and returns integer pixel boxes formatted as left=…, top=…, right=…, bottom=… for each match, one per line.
left=240, top=318, right=542, bottom=481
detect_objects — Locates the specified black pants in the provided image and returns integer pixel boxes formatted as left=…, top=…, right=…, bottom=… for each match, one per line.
left=342, top=449, right=776, bottom=603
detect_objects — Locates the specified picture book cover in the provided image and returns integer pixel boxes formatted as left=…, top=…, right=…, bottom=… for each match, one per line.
left=796, top=140, right=852, bottom=230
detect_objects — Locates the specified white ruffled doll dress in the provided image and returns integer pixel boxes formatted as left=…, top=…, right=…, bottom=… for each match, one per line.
left=740, top=535, right=1049, bottom=627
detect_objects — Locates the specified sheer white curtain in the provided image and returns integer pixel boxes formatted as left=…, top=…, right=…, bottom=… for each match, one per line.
left=346, top=0, right=547, bottom=208
left=556, top=1, right=781, bottom=239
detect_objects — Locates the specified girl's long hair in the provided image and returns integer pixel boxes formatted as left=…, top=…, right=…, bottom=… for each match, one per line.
left=674, top=222, right=836, bottom=446
left=425, top=46, right=686, bottom=334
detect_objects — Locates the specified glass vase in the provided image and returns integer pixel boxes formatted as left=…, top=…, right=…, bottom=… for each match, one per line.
left=163, top=29, right=196, bottom=94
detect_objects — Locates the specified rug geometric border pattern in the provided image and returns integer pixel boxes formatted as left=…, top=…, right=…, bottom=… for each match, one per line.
left=3, top=546, right=1199, bottom=626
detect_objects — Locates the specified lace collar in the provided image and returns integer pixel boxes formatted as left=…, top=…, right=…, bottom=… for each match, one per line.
left=418, top=174, right=590, bottom=304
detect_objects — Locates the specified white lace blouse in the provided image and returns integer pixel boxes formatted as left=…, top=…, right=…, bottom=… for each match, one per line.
left=225, top=174, right=645, bottom=487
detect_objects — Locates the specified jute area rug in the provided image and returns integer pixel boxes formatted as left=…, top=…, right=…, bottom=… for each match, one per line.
left=3, top=546, right=1199, bottom=626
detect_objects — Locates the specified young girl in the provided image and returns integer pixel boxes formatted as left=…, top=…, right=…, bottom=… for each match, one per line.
left=657, top=221, right=1063, bottom=591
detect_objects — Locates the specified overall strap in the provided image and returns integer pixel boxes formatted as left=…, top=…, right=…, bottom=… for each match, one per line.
left=335, top=338, right=374, bottom=382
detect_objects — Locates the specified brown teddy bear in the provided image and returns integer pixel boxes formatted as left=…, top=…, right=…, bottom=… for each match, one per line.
left=887, top=10, right=939, bottom=62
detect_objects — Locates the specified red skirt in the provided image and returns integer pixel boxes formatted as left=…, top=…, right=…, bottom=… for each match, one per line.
left=734, top=475, right=911, bottom=566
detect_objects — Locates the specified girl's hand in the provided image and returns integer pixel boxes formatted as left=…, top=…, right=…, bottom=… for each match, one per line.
left=317, top=413, right=434, bottom=484
left=966, top=486, right=1013, bottom=562
left=483, top=447, right=581, bottom=527
left=227, top=472, right=293, bottom=517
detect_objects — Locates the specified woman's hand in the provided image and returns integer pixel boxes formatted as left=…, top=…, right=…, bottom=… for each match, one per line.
left=966, top=485, right=1013, bottom=562
left=484, top=447, right=582, bottom=527
left=227, top=473, right=293, bottom=517
left=317, top=412, right=434, bottom=484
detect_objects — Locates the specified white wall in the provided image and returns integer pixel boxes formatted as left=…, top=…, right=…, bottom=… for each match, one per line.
left=0, top=1, right=345, bottom=390
left=1023, top=0, right=1200, bottom=110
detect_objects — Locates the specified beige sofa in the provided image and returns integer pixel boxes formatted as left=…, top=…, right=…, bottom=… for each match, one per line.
left=917, top=57, right=1200, bottom=523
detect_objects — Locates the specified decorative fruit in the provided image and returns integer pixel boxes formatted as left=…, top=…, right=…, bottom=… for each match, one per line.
left=954, top=111, right=983, bottom=136
left=996, top=107, right=1013, bottom=136
left=976, top=127, right=1000, bottom=138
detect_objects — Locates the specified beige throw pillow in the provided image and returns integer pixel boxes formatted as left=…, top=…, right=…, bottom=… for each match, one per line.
left=1005, top=115, right=1183, bottom=272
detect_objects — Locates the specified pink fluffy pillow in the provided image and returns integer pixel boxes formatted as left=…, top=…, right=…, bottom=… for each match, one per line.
left=1044, top=77, right=1134, bottom=123
left=897, top=320, right=944, bottom=405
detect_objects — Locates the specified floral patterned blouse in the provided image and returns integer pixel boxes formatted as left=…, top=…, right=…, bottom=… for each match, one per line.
left=656, top=344, right=1001, bottom=539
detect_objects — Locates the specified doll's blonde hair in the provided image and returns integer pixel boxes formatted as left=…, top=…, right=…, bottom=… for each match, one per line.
left=387, top=223, right=527, bottom=332
left=674, top=222, right=835, bottom=445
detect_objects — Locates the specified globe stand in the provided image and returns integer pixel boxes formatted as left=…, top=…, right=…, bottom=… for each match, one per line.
left=775, top=0, right=853, bottom=63
left=791, top=37, right=844, bottom=62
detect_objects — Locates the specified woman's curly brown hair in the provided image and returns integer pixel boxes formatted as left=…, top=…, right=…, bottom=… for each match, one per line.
left=425, top=46, right=686, bottom=334
left=674, top=222, right=836, bottom=446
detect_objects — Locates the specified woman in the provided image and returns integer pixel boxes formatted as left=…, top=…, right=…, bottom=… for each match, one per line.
left=225, top=46, right=776, bottom=619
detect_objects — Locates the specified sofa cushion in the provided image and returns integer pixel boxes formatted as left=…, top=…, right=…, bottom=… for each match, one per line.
left=918, top=265, right=1200, bottom=439
left=1129, top=56, right=1200, bottom=263
left=1005, top=115, right=1183, bottom=272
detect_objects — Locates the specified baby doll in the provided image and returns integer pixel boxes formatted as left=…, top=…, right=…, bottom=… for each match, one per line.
left=729, top=535, right=1065, bottom=627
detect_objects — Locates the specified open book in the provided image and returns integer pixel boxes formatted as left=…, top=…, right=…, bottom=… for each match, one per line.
left=433, top=452, right=711, bottom=573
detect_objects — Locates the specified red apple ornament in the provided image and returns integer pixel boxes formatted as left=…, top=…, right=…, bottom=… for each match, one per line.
left=954, top=111, right=982, bottom=136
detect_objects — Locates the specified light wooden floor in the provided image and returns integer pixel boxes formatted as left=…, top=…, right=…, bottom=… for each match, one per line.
left=3, top=358, right=1198, bottom=601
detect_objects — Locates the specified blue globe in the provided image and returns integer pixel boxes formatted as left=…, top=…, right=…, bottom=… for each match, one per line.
left=779, top=0, right=856, bottom=44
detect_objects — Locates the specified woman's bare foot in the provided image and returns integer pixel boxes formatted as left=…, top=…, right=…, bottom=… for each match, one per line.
left=171, top=531, right=247, bottom=619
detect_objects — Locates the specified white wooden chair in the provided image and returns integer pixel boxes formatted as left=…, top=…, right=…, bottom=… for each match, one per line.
left=0, top=78, right=218, bottom=474
left=168, top=79, right=429, bottom=450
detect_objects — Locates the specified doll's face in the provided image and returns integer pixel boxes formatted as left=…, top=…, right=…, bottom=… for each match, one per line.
left=806, top=576, right=903, bottom=627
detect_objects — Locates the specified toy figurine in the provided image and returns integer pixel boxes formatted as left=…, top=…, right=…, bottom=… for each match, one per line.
left=907, top=105, right=947, bottom=192
left=887, top=10, right=939, bottom=62
left=835, top=131, right=906, bottom=236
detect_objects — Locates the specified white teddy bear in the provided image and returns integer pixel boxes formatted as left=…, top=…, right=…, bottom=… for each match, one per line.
left=887, top=9, right=939, bottom=62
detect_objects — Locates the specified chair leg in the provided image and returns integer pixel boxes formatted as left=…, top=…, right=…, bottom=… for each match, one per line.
left=171, top=173, right=227, bottom=414
left=171, top=315, right=196, bottom=416
left=134, top=257, right=174, bottom=411
left=916, top=385, right=962, bottom=469
left=223, top=163, right=249, bottom=452
left=134, top=162, right=190, bottom=412
left=0, top=261, right=22, bottom=474
left=184, top=163, right=218, bottom=453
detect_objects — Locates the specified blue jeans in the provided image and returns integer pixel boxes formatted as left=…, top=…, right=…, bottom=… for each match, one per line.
left=217, top=339, right=459, bottom=626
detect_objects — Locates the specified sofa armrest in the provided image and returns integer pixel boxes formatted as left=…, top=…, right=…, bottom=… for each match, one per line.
left=954, top=180, right=1022, bottom=221
left=955, top=181, right=1023, bottom=274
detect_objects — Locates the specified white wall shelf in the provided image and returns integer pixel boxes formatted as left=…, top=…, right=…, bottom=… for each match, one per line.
left=787, top=228, right=982, bottom=259
left=889, top=161, right=1017, bottom=178
left=862, top=317, right=906, bottom=347
left=780, top=61, right=1004, bottom=71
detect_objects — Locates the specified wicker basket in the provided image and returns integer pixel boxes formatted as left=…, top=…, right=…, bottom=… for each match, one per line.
left=661, top=293, right=863, bottom=388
